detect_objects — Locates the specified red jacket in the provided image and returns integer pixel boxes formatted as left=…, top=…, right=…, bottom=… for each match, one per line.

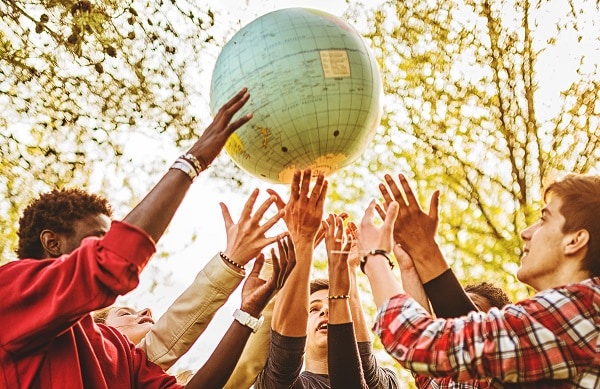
left=0, top=221, right=182, bottom=388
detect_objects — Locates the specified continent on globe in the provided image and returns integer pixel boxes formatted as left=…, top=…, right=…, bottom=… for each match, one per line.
left=210, top=7, right=382, bottom=184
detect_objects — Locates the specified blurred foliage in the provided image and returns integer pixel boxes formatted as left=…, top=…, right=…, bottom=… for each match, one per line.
left=2, top=0, right=600, bottom=385
left=0, top=0, right=238, bottom=263
left=332, top=0, right=600, bottom=304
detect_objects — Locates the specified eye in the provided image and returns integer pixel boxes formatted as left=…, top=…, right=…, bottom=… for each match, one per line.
left=309, top=306, right=318, bottom=313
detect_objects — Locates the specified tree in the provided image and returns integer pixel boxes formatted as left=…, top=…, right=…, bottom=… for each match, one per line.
left=0, top=0, right=241, bottom=263
left=335, top=0, right=600, bottom=299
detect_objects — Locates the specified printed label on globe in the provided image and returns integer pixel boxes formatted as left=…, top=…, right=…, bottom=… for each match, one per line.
left=320, top=50, right=351, bottom=78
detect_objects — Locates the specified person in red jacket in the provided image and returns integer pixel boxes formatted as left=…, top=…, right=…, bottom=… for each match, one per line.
left=0, top=88, right=291, bottom=388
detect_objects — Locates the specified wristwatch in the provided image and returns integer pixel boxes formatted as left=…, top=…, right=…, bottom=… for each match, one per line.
left=233, top=308, right=264, bottom=333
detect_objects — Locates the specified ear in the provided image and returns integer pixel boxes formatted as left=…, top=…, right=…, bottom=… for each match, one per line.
left=40, top=229, right=62, bottom=258
left=564, top=229, right=589, bottom=257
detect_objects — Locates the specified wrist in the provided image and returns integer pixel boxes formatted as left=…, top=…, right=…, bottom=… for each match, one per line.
left=360, top=249, right=394, bottom=273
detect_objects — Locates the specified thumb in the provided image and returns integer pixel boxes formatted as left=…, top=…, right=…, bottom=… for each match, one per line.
left=383, top=201, right=399, bottom=232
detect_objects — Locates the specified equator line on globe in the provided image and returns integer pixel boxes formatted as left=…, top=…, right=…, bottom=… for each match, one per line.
left=210, top=7, right=382, bottom=184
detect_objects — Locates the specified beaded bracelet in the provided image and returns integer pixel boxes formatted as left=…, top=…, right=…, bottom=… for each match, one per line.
left=219, top=251, right=245, bottom=271
left=328, top=294, right=350, bottom=300
left=170, top=159, right=198, bottom=182
left=360, top=249, right=394, bottom=273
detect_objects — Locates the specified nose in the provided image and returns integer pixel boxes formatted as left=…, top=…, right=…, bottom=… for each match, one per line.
left=319, top=306, right=329, bottom=317
left=520, top=222, right=536, bottom=241
left=137, top=307, right=152, bottom=319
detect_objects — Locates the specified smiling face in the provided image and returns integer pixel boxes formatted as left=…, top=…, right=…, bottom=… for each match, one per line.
left=306, top=289, right=329, bottom=353
left=517, top=196, right=571, bottom=291
left=104, top=306, right=155, bottom=345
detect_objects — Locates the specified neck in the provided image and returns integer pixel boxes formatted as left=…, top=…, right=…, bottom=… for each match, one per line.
left=305, top=345, right=328, bottom=375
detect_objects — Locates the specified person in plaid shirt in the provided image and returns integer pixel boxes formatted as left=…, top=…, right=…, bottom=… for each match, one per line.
left=358, top=173, right=600, bottom=388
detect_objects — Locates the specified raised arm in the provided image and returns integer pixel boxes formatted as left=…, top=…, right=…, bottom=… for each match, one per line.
left=379, top=174, right=476, bottom=317
left=186, top=237, right=296, bottom=389
left=325, top=214, right=367, bottom=389
left=124, top=88, right=252, bottom=243
left=139, top=189, right=285, bottom=370
left=0, top=88, right=252, bottom=355
left=268, top=169, right=327, bottom=337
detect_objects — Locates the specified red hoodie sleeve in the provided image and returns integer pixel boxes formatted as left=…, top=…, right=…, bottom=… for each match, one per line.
left=0, top=221, right=155, bottom=355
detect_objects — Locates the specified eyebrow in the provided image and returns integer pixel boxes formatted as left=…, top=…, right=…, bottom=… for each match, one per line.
left=309, top=299, right=323, bottom=305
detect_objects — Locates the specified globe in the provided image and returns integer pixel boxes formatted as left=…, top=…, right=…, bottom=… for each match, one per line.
left=209, top=8, right=382, bottom=184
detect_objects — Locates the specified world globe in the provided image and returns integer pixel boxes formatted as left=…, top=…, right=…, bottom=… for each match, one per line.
left=209, top=8, right=382, bottom=184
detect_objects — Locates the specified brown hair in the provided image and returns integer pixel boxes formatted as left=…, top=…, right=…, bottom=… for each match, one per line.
left=310, top=278, right=329, bottom=295
left=17, top=188, right=113, bottom=259
left=544, top=174, right=600, bottom=277
left=92, top=306, right=115, bottom=324
left=465, top=282, right=512, bottom=309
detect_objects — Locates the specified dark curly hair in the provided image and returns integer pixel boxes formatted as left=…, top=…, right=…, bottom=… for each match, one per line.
left=16, top=188, right=113, bottom=259
left=464, top=282, right=512, bottom=309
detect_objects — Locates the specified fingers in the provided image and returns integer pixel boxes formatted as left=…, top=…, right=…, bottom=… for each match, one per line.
left=429, top=190, right=440, bottom=219
left=239, top=189, right=260, bottom=221
left=251, top=194, right=277, bottom=223
left=290, top=170, right=301, bottom=201
left=374, top=202, right=386, bottom=221
left=398, top=174, right=419, bottom=209
left=383, top=174, right=406, bottom=206
left=310, top=173, right=327, bottom=205
left=266, top=189, right=286, bottom=211
left=251, top=253, right=265, bottom=277
left=299, top=169, right=311, bottom=200
left=220, top=202, right=234, bottom=230
left=383, top=201, right=399, bottom=233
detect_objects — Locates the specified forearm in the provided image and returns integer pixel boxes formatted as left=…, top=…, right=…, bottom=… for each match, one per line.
left=349, top=271, right=371, bottom=342
left=408, top=242, right=450, bottom=283
left=223, top=297, right=273, bottom=389
left=363, top=254, right=403, bottom=309
left=140, top=253, right=244, bottom=370
left=271, top=240, right=312, bottom=336
left=423, top=269, right=476, bottom=317
left=185, top=322, right=253, bottom=389
left=328, top=323, right=367, bottom=389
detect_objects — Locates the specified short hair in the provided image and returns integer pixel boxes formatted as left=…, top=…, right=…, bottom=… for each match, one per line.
left=16, top=188, right=113, bottom=259
left=464, top=282, right=512, bottom=309
left=310, top=278, right=329, bottom=296
left=545, top=174, right=600, bottom=277
left=92, top=306, right=114, bottom=324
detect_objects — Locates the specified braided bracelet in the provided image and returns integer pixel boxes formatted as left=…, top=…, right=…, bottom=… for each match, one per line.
left=219, top=251, right=245, bottom=270
left=360, top=249, right=394, bottom=273
left=328, top=294, right=350, bottom=300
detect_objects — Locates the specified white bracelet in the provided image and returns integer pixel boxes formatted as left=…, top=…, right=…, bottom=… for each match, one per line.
left=170, top=159, right=197, bottom=182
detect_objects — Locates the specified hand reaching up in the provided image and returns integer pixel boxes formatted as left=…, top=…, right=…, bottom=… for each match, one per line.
left=324, top=214, right=353, bottom=297
left=220, top=189, right=286, bottom=268
left=267, top=169, right=327, bottom=245
left=241, top=236, right=296, bottom=317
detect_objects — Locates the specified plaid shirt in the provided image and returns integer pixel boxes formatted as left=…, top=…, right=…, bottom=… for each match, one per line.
left=374, top=277, right=600, bottom=388
left=414, top=374, right=490, bottom=388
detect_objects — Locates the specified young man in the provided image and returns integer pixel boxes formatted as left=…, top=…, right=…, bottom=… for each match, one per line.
left=0, top=89, right=291, bottom=388
left=359, top=173, right=600, bottom=387
left=254, top=169, right=399, bottom=389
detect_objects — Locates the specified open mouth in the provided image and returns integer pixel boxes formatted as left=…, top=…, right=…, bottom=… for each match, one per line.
left=138, top=318, right=155, bottom=325
left=316, top=322, right=328, bottom=331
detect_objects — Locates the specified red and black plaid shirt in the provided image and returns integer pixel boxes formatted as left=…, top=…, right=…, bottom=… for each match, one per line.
left=374, top=277, right=600, bottom=388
